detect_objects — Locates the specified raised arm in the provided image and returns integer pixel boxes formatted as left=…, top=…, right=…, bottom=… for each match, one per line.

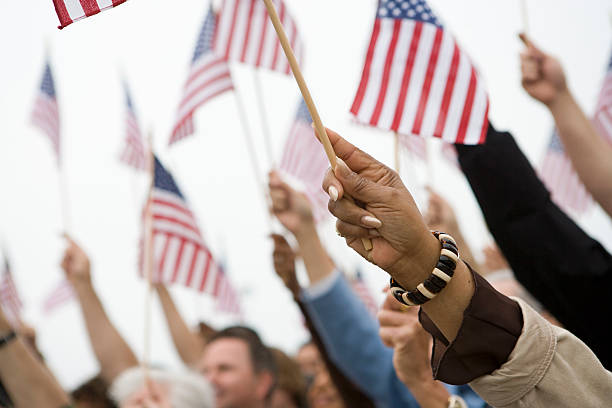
left=155, top=284, right=205, bottom=367
left=62, top=237, right=138, bottom=384
left=0, top=304, right=70, bottom=407
left=520, top=33, right=612, bottom=217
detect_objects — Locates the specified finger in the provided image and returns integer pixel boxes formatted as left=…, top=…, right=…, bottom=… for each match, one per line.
left=269, top=189, right=289, bottom=212
left=322, top=167, right=344, bottom=202
left=334, top=158, right=392, bottom=204
left=381, top=291, right=407, bottom=312
left=328, top=198, right=382, bottom=229
left=336, top=220, right=380, bottom=238
left=518, top=33, right=546, bottom=60
left=324, top=127, right=379, bottom=173
left=377, top=309, right=417, bottom=328
left=378, top=326, right=401, bottom=347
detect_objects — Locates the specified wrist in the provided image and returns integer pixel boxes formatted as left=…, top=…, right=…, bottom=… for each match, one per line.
left=546, top=87, right=573, bottom=112
left=293, top=221, right=317, bottom=243
left=403, top=376, right=450, bottom=408
left=393, top=232, right=440, bottom=290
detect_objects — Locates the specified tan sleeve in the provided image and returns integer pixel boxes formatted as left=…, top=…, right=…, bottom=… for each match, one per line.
left=469, top=298, right=612, bottom=407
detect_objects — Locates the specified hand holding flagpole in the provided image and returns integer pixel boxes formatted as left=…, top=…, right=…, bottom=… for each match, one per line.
left=261, top=0, right=372, bottom=250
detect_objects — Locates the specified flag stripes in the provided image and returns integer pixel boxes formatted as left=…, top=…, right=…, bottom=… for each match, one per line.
left=0, top=260, right=23, bottom=327
left=42, top=279, right=75, bottom=314
left=119, top=83, right=147, bottom=170
left=53, top=0, right=128, bottom=28
left=31, top=62, right=61, bottom=162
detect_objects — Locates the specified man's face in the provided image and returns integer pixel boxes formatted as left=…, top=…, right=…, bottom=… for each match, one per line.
left=199, top=338, right=267, bottom=408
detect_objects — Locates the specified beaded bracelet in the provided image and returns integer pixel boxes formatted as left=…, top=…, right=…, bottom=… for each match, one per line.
left=390, top=231, right=459, bottom=307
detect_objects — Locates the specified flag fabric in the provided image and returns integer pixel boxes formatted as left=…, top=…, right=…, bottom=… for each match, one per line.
left=349, top=270, right=378, bottom=317
left=42, top=279, right=75, bottom=314
left=145, top=157, right=238, bottom=304
left=214, top=263, right=242, bottom=317
left=215, top=0, right=304, bottom=75
left=31, top=61, right=60, bottom=162
left=593, top=49, right=612, bottom=145
left=52, top=0, right=128, bottom=29
left=0, top=259, right=23, bottom=327
left=540, top=129, right=592, bottom=214
left=350, top=0, right=489, bottom=145
left=400, top=133, right=427, bottom=161
left=119, top=83, right=147, bottom=170
left=279, top=99, right=329, bottom=223
left=169, top=7, right=234, bottom=145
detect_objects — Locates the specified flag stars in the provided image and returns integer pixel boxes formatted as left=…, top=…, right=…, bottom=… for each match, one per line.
left=392, top=7, right=402, bottom=16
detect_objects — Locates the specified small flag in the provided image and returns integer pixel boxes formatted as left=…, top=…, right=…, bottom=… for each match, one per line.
left=169, top=7, right=234, bottom=145
left=0, top=258, right=23, bottom=327
left=31, top=61, right=61, bottom=162
left=214, top=262, right=242, bottom=317
left=52, top=0, right=129, bottom=29
left=539, top=129, right=592, bottom=214
left=279, top=99, right=329, bottom=223
left=593, top=48, right=612, bottom=145
left=42, top=279, right=75, bottom=314
left=215, top=0, right=304, bottom=75
left=349, top=270, right=378, bottom=317
left=350, top=0, right=489, bottom=145
left=119, top=83, right=147, bottom=171
left=144, top=157, right=239, bottom=307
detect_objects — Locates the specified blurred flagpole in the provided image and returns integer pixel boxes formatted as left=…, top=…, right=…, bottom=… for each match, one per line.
left=252, top=69, right=276, bottom=169
left=394, top=132, right=400, bottom=173
left=262, top=0, right=372, bottom=250
left=520, top=0, right=530, bottom=37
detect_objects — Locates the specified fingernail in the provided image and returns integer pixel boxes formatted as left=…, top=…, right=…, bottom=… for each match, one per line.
left=362, top=216, right=382, bottom=228
left=328, top=186, right=339, bottom=202
left=335, top=158, right=351, bottom=177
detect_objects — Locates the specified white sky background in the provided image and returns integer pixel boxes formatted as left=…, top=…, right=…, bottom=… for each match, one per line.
left=0, top=0, right=611, bottom=389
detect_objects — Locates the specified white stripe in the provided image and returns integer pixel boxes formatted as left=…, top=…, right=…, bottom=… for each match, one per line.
left=187, top=250, right=206, bottom=289
left=63, top=0, right=86, bottom=20
left=200, top=258, right=218, bottom=293
left=258, top=6, right=279, bottom=71
left=161, top=236, right=181, bottom=283
left=175, top=241, right=196, bottom=285
left=397, top=23, right=437, bottom=135
left=376, top=21, right=415, bottom=129
left=462, top=77, right=488, bottom=145
left=357, top=19, right=394, bottom=125
left=244, top=1, right=267, bottom=64
left=420, top=31, right=455, bottom=138
left=175, top=77, right=233, bottom=121
left=229, top=0, right=251, bottom=62
left=441, top=52, right=471, bottom=142
left=152, top=233, right=168, bottom=282
left=153, top=220, right=204, bottom=247
left=215, top=0, right=236, bottom=56
left=96, top=0, right=113, bottom=9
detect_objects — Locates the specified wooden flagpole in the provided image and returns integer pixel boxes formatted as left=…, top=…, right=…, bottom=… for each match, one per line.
left=58, top=159, right=72, bottom=235
left=393, top=132, right=400, bottom=173
left=232, top=84, right=274, bottom=231
left=253, top=69, right=276, bottom=168
left=519, top=0, right=529, bottom=38
left=261, top=0, right=372, bottom=251
left=141, top=130, right=155, bottom=381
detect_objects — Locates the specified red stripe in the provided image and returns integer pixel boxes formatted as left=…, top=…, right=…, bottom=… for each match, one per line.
left=53, top=0, right=73, bottom=27
left=152, top=215, right=199, bottom=235
left=180, top=71, right=232, bottom=109
left=478, top=102, right=490, bottom=144
left=240, top=0, right=257, bottom=62
left=170, top=239, right=186, bottom=283
left=199, top=255, right=212, bottom=291
left=434, top=44, right=460, bottom=138
left=186, top=58, right=227, bottom=86
left=255, top=3, right=269, bottom=67
left=152, top=198, right=194, bottom=217
left=270, top=1, right=285, bottom=70
left=184, top=249, right=200, bottom=287
left=225, top=0, right=241, bottom=59
left=411, top=28, right=443, bottom=134
left=79, top=0, right=101, bottom=16
left=390, top=22, right=423, bottom=131
left=370, top=20, right=403, bottom=126
left=350, top=19, right=381, bottom=115
left=112, top=0, right=127, bottom=5
left=212, top=269, right=223, bottom=296
left=455, top=68, right=477, bottom=144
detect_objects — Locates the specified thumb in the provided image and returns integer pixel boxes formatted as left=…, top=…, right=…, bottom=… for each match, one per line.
left=334, top=159, right=386, bottom=203
left=519, top=33, right=545, bottom=59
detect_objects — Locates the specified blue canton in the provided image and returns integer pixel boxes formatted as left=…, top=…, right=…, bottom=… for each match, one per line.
left=41, top=63, right=56, bottom=98
left=124, top=84, right=135, bottom=111
left=192, top=7, right=217, bottom=63
left=607, top=47, right=612, bottom=71
left=154, top=156, right=185, bottom=198
left=295, top=99, right=313, bottom=124
left=548, top=129, right=565, bottom=153
left=377, top=0, right=441, bottom=27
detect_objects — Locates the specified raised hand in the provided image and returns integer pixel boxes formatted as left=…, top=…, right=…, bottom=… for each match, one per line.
left=269, top=170, right=314, bottom=235
left=60, top=235, right=91, bottom=286
left=270, top=233, right=300, bottom=298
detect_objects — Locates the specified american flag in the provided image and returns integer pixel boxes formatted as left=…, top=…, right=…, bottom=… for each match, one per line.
left=119, top=83, right=147, bottom=171
left=279, top=99, right=329, bottom=223
left=349, top=270, right=378, bottom=317
left=540, top=129, right=592, bottom=214
left=0, top=258, right=23, bottom=327
left=42, top=279, right=75, bottom=314
left=53, top=0, right=128, bottom=29
left=145, top=157, right=239, bottom=307
left=31, top=61, right=60, bottom=162
left=400, top=133, right=427, bottom=161
left=593, top=48, right=612, bottom=145
left=169, top=7, right=234, bottom=145
left=350, top=0, right=489, bottom=145
left=215, top=0, right=304, bottom=75
left=214, top=262, right=242, bottom=317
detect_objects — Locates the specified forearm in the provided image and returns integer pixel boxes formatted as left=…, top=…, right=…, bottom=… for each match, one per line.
left=294, top=223, right=336, bottom=285
left=155, top=285, right=204, bottom=367
left=548, top=90, right=612, bottom=216
left=73, top=281, right=138, bottom=383
left=403, top=378, right=450, bottom=408
left=0, top=319, right=70, bottom=407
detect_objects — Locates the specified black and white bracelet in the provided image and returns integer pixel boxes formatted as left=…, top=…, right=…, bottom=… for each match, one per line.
left=390, top=231, right=459, bottom=307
